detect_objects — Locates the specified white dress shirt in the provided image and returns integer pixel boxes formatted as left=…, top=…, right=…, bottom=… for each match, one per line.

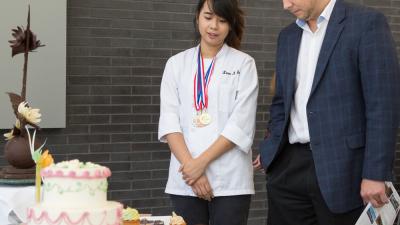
left=289, top=0, right=336, bottom=144
left=158, top=44, right=258, bottom=196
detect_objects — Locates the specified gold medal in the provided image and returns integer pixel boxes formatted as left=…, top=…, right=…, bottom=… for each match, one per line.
left=199, top=112, right=212, bottom=126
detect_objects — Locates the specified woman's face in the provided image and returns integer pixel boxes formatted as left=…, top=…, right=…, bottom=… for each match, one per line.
left=197, top=0, right=230, bottom=50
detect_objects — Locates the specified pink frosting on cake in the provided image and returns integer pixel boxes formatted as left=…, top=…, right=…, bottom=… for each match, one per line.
left=41, top=167, right=111, bottom=179
left=27, top=204, right=122, bottom=225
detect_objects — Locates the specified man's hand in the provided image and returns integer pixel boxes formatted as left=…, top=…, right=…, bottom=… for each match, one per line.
left=360, top=179, right=389, bottom=208
left=180, top=156, right=208, bottom=185
left=191, top=175, right=213, bottom=201
left=253, top=154, right=265, bottom=173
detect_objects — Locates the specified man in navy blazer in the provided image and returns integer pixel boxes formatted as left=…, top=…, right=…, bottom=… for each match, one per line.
left=258, top=0, right=400, bottom=224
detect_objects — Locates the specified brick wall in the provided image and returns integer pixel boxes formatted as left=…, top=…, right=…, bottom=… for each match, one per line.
left=0, top=0, right=399, bottom=224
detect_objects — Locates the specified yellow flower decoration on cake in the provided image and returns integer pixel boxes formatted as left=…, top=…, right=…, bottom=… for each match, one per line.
left=38, top=150, right=54, bottom=168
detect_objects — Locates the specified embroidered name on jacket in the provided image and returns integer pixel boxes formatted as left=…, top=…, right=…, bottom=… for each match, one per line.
left=222, top=70, right=240, bottom=75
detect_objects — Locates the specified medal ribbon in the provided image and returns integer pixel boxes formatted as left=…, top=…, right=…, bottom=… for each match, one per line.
left=193, top=47, right=216, bottom=112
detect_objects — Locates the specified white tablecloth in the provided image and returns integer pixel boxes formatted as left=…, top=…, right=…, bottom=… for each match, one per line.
left=0, top=185, right=35, bottom=225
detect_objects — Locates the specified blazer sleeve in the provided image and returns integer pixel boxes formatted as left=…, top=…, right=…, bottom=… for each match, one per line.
left=359, top=12, right=400, bottom=181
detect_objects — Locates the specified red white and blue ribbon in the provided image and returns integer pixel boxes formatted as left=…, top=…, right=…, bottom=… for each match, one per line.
left=193, top=47, right=216, bottom=112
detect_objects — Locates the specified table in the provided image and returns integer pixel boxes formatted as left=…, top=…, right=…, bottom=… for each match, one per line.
left=0, top=185, right=35, bottom=225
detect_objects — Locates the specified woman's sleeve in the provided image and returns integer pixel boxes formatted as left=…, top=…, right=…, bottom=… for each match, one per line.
left=158, top=57, right=182, bottom=142
left=221, top=57, right=259, bottom=153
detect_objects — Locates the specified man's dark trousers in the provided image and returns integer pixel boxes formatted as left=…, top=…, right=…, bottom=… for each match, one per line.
left=267, top=142, right=363, bottom=225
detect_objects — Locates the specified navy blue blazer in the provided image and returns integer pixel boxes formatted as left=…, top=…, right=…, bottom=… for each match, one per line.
left=259, top=0, right=400, bottom=213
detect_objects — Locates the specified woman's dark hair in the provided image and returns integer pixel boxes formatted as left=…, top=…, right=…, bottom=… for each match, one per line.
left=194, top=0, right=244, bottom=50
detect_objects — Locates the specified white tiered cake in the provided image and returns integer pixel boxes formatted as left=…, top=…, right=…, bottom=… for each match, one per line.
left=26, top=160, right=123, bottom=225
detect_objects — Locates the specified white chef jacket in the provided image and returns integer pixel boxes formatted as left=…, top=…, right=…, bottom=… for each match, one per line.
left=158, top=44, right=258, bottom=196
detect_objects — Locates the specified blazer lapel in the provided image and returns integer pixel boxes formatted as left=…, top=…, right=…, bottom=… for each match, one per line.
left=285, top=25, right=303, bottom=115
left=310, top=1, right=346, bottom=97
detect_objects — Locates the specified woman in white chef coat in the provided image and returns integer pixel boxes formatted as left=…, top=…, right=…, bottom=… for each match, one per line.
left=158, top=0, right=258, bottom=224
